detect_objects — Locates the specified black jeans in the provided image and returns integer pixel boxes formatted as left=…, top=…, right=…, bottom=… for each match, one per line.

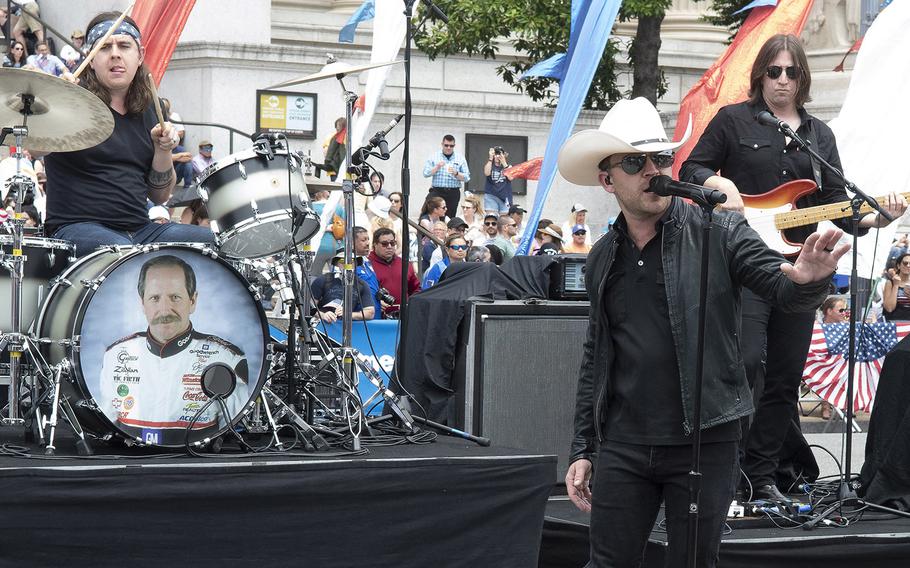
left=740, top=289, right=817, bottom=487
left=428, top=186, right=461, bottom=217
left=587, top=440, right=738, bottom=568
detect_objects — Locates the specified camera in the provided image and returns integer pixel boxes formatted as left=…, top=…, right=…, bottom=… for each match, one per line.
left=376, top=287, right=395, bottom=305
left=493, top=146, right=504, bottom=155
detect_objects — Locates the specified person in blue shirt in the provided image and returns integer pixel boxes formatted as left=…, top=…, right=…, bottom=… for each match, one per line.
left=422, top=134, right=470, bottom=215
left=422, top=234, right=467, bottom=289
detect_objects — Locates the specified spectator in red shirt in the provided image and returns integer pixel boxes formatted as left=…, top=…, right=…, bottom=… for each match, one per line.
left=368, top=227, right=420, bottom=318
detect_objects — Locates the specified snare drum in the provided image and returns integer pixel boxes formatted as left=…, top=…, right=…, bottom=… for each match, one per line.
left=0, top=235, right=74, bottom=332
left=198, top=146, right=320, bottom=259
left=35, top=244, right=270, bottom=447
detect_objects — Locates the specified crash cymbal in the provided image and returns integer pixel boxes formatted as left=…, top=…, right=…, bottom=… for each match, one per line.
left=304, top=175, right=342, bottom=193
left=267, top=60, right=402, bottom=89
left=1, top=67, right=114, bottom=152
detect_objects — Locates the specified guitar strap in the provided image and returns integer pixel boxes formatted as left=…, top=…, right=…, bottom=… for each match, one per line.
left=804, top=119, right=824, bottom=192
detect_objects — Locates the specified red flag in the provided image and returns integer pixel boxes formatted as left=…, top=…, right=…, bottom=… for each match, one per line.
left=132, top=0, right=197, bottom=85
left=354, top=94, right=366, bottom=114
left=672, top=1, right=816, bottom=178
left=505, top=157, right=542, bottom=181
left=833, top=37, right=863, bottom=72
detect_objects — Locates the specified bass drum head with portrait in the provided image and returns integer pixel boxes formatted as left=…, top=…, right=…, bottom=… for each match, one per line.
left=37, top=244, right=269, bottom=448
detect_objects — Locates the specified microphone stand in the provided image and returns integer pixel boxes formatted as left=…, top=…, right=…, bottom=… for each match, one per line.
left=395, top=0, right=447, bottom=396
left=768, top=121, right=910, bottom=521
left=685, top=193, right=722, bottom=568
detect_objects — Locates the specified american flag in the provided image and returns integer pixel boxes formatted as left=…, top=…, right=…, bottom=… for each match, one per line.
left=803, top=321, right=910, bottom=412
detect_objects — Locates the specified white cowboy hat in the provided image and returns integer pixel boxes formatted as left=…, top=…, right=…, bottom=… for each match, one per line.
left=367, top=195, right=392, bottom=219
left=557, top=97, right=692, bottom=187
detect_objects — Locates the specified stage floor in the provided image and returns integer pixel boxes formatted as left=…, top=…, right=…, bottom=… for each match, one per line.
left=0, top=431, right=555, bottom=568
left=540, top=497, right=910, bottom=568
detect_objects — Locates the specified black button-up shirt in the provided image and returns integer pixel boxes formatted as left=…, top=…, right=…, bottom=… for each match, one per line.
left=679, top=100, right=865, bottom=244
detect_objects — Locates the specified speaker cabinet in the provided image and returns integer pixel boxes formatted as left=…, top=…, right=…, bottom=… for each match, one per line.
left=454, top=300, right=590, bottom=483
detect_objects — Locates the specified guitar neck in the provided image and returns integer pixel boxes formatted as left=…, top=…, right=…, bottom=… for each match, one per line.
left=776, top=192, right=910, bottom=230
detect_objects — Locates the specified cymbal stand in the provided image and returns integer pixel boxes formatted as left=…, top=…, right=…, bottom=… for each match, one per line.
left=334, top=75, right=366, bottom=449
left=0, top=116, right=33, bottom=426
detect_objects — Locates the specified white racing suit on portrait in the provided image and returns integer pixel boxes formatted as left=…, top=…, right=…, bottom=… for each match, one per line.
left=98, top=325, right=249, bottom=446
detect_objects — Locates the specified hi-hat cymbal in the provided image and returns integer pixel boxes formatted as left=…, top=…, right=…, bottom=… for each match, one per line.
left=1, top=68, right=114, bottom=152
left=267, top=60, right=402, bottom=89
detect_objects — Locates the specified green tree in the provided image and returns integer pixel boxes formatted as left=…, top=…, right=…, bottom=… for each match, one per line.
left=415, top=0, right=672, bottom=110
left=702, top=0, right=750, bottom=36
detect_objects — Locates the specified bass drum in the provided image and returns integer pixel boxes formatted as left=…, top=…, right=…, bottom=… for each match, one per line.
left=198, top=145, right=319, bottom=259
left=35, top=244, right=270, bottom=448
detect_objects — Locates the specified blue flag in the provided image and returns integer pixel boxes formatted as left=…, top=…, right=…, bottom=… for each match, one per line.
left=339, top=0, right=376, bottom=43
left=523, top=53, right=567, bottom=80
left=733, top=0, right=778, bottom=15
left=518, top=0, right=622, bottom=255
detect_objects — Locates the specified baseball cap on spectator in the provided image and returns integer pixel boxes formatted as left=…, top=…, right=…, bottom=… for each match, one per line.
left=536, top=242, right=560, bottom=256
left=198, top=140, right=213, bottom=148
left=447, top=217, right=469, bottom=230
left=508, top=205, right=526, bottom=215
left=572, top=224, right=587, bottom=235
left=571, top=203, right=588, bottom=213
left=484, top=213, right=499, bottom=221
left=71, top=29, right=85, bottom=39
left=331, top=248, right=362, bottom=265
left=148, top=206, right=170, bottom=222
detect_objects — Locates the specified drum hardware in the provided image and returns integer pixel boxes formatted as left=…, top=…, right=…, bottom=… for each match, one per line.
left=40, top=360, right=93, bottom=456
left=259, top=386, right=329, bottom=452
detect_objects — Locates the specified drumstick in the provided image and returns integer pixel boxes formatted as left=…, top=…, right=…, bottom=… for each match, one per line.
left=148, top=74, right=166, bottom=132
left=73, top=2, right=135, bottom=80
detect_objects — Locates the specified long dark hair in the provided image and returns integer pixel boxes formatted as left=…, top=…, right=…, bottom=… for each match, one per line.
left=748, top=34, right=812, bottom=108
left=8, top=41, right=27, bottom=64
left=419, top=196, right=446, bottom=218
left=80, top=12, right=154, bottom=114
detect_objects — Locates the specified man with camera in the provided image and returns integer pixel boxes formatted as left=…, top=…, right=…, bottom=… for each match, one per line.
left=483, top=146, right=513, bottom=215
left=368, top=227, right=421, bottom=319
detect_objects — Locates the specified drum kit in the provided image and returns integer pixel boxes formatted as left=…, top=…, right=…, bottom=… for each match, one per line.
left=0, top=59, right=413, bottom=455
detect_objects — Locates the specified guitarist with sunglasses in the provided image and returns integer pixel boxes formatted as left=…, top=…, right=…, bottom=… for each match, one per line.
left=680, top=34, right=907, bottom=505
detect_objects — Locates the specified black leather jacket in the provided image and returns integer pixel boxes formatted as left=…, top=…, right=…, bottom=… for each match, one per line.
left=570, top=197, right=830, bottom=464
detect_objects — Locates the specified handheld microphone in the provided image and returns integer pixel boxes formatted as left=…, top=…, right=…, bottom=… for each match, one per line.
left=755, top=110, right=791, bottom=132
left=648, top=175, right=728, bottom=206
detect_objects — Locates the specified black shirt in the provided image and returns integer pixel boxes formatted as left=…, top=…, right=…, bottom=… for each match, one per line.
left=603, top=216, right=739, bottom=445
left=679, top=100, right=864, bottom=244
left=310, top=272, right=373, bottom=315
left=46, top=105, right=159, bottom=233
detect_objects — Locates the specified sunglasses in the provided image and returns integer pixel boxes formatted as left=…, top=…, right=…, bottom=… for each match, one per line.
left=377, top=240, right=396, bottom=247
left=12, top=46, right=23, bottom=50
left=484, top=221, right=498, bottom=226
left=609, top=152, right=675, bottom=175
left=837, top=308, right=848, bottom=313
left=766, top=65, right=799, bottom=80
left=448, top=244, right=468, bottom=251
left=200, top=145, right=213, bottom=150
left=574, top=231, right=587, bottom=235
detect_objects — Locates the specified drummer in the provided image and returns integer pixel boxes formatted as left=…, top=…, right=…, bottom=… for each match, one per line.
left=40, top=12, right=214, bottom=257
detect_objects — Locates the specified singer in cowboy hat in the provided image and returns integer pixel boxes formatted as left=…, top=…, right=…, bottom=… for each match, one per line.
left=560, top=97, right=850, bottom=568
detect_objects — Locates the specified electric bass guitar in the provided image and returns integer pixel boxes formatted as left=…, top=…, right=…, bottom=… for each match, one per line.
left=741, top=179, right=901, bottom=257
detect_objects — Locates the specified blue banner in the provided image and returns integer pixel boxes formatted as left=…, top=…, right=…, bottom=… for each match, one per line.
left=322, top=319, right=399, bottom=415
left=518, top=0, right=623, bottom=255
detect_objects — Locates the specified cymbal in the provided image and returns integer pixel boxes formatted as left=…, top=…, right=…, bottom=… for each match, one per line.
left=305, top=175, right=342, bottom=193
left=1, top=68, right=114, bottom=152
left=267, top=60, right=402, bottom=89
